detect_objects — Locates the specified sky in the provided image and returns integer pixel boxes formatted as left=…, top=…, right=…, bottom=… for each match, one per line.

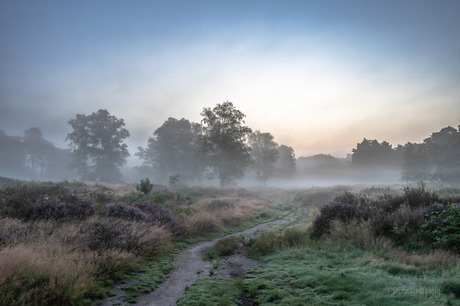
left=1, top=0, right=460, bottom=160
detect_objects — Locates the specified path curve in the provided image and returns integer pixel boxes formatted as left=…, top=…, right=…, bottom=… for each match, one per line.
left=102, top=206, right=301, bottom=306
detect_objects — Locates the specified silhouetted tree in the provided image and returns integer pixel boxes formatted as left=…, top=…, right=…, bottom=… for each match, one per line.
left=200, top=101, right=252, bottom=187
left=423, top=125, right=460, bottom=182
left=248, top=131, right=279, bottom=185
left=137, top=117, right=204, bottom=183
left=0, top=130, right=26, bottom=178
left=66, top=109, right=130, bottom=182
left=401, top=142, right=431, bottom=182
left=351, top=138, right=398, bottom=167
left=275, top=145, right=296, bottom=178
left=23, top=128, right=55, bottom=177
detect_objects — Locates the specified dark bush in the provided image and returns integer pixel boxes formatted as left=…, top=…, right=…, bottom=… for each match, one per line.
left=80, top=219, right=132, bottom=252
left=310, top=192, right=373, bottom=239
left=30, top=194, right=95, bottom=221
left=135, top=199, right=184, bottom=235
left=0, top=184, right=95, bottom=221
left=105, top=202, right=150, bottom=222
left=402, top=186, right=439, bottom=208
left=136, top=178, right=153, bottom=195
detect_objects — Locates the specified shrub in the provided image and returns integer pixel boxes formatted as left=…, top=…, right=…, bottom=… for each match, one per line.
left=310, top=192, right=372, bottom=239
left=30, top=194, right=95, bottom=221
left=80, top=218, right=132, bottom=252
left=0, top=184, right=95, bottom=221
left=204, top=199, right=235, bottom=211
left=105, top=202, right=150, bottom=222
left=0, top=226, right=12, bottom=246
left=420, top=203, right=460, bottom=253
left=136, top=178, right=153, bottom=195
left=135, top=199, right=184, bottom=235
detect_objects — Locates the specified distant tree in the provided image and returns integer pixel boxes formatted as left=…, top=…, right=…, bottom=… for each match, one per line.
left=401, top=142, right=431, bottom=182
left=200, top=101, right=252, bottom=187
left=66, top=109, right=130, bottom=182
left=0, top=130, right=26, bottom=178
left=422, top=125, right=460, bottom=182
left=23, top=128, right=55, bottom=177
left=351, top=138, right=397, bottom=167
left=275, top=145, right=296, bottom=178
left=137, top=117, right=203, bottom=183
left=248, top=131, right=279, bottom=185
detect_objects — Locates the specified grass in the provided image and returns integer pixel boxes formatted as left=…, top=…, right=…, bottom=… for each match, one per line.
left=177, top=185, right=460, bottom=306
left=176, top=278, right=241, bottom=306
left=203, top=235, right=244, bottom=260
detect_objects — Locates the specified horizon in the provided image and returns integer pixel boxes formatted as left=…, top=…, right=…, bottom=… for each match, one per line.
left=1, top=1, right=460, bottom=158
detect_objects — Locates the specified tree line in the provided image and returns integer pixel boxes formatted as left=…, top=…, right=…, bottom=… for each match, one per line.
left=1, top=102, right=459, bottom=185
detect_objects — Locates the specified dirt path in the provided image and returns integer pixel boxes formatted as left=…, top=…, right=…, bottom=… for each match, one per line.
left=102, top=207, right=302, bottom=306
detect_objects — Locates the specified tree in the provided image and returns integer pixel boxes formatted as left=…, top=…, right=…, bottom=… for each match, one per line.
left=351, top=138, right=398, bottom=168
left=137, top=117, right=203, bottom=183
left=422, top=125, right=460, bottom=182
left=0, top=130, right=26, bottom=178
left=23, top=128, right=55, bottom=178
left=248, top=130, right=279, bottom=185
left=275, top=145, right=296, bottom=178
left=200, top=101, right=252, bottom=187
left=66, top=109, right=130, bottom=182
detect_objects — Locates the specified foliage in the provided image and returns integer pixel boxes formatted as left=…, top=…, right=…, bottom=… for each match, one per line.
left=66, top=109, right=130, bottom=182
left=351, top=138, right=400, bottom=168
left=0, top=183, right=94, bottom=221
left=136, top=117, right=203, bottom=183
left=248, top=130, right=279, bottom=185
left=274, top=144, right=296, bottom=178
left=200, top=101, right=252, bottom=187
left=176, top=278, right=241, bottom=306
left=136, top=178, right=153, bottom=195
left=203, top=235, right=243, bottom=260
left=310, top=186, right=460, bottom=253
left=421, top=203, right=460, bottom=253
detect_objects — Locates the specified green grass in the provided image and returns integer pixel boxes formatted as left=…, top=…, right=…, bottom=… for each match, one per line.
left=176, top=278, right=241, bottom=306
left=203, top=235, right=244, bottom=260
left=243, top=241, right=459, bottom=305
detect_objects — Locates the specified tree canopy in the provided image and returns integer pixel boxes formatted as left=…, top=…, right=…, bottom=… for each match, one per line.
left=66, top=109, right=130, bottom=182
left=248, top=130, right=279, bottom=185
left=137, top=117, right=203, bottom=183
left=200, top=101, right=252, bottom=187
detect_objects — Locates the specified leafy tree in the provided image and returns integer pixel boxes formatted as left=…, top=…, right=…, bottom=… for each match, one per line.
left=275, top=145, right=296, bottom=178
left=351, top=138, right=398, bottom=168
left=23, top=128, right=55, bottom=177
left=248, top=130, right=279, bottom=185
left=422, top=125, right=460, bottom=182
left=137, top=117, right=203, bottom=183
left=0, top=130, right=26, bottom=178
left=200, top=101, right=252, bottom=187
left=401, top=142, right=431, bottom=182
left=66, top=109, right=130, bottom=182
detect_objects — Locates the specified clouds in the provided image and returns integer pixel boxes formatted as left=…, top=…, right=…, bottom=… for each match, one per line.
left=1, top=0, right=459, bottom=157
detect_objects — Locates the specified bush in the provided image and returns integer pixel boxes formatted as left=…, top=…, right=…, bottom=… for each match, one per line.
left=310, top=192, right=373, bottom=239
left=136, top=178, right=153, bottom=195
left=135, top=199, right=184, bottom=235
left=0, top=184, right=95, bottom=221
left=30, top=194, right=95, bottom=221
left=421, top=203, right=460, bottom=253
left=105, top=202, right=150, bottom=222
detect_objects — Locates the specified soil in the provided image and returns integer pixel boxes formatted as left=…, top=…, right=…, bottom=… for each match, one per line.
left=101, top=208, right=299, bottom=306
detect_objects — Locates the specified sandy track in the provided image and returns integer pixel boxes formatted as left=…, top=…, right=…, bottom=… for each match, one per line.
left=102, top=208, right=298, bottom=306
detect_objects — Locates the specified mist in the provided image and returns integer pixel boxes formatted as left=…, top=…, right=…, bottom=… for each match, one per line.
left=1, top=1, right=460, bottom=187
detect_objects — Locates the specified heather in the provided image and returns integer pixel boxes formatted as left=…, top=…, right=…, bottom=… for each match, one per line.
left=310, top=186, right=460, bottom=253
left=0, top=179, right=278, bottom=304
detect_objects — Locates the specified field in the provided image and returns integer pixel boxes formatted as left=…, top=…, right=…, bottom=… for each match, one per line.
left=0, top=178, right=459, bottom=305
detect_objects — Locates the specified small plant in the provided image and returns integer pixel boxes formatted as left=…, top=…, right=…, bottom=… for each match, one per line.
left=169, top=174, right=180, bottom=188
left=136, top=178, right=153, bottom=195
left=203, top=235, right=243, bottom=260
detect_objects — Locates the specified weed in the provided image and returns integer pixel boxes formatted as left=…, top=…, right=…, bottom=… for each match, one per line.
left=203, top=235, right=243, bottom=260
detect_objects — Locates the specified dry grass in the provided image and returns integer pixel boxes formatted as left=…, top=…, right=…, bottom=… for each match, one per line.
left=182, top=197, right=273, bottom=236
left=0, top=243, right=96, bottom=305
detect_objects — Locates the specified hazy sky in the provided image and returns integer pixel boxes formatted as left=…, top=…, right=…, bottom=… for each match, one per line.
left=1, top=0, right=459, bottom=158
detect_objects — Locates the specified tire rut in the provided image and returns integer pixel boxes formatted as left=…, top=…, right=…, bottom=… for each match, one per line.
left=102, top=206, right=304, bottom=306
